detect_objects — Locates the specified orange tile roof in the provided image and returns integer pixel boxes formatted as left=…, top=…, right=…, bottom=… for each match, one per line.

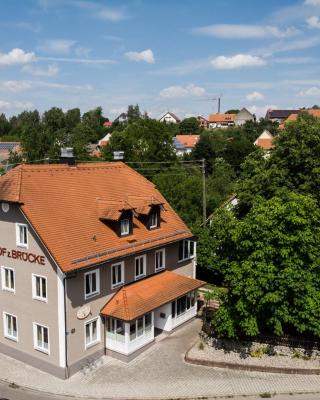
left=101, top=270, right=205, bottom=321
left=0, top=163, right=192, bottom=272
left=280, top=109, right=320, bottom=129
left=175, top=135, right=200, bottom=148
left=255, top=138, right=274, bottom=150
left=208, top=113, right=236, bottom=123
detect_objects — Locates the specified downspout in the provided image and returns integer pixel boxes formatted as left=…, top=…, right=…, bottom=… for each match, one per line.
left=64, top=277, right=69, bottom=378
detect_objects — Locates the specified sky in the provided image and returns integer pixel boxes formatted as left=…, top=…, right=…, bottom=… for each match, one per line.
left=1, top=0, right=320, bottom=119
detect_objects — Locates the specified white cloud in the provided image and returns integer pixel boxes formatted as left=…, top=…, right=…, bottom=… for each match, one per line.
left=307, top=16, right=320, bottom=28
left=125, top=49, right=155, bottom=64
left=305, top=0, right=320, bottom=5
left=0, top=99, right=34, bottom=111
left=95, top=7, right=127, bottom=22
left=246, top=91, right=264, bottom=101
left=0, top=80, right=32, bottom=92
left=22, top=64, right=59, bottom=77
left=37, top=39, right=76, bottom=54
left=0, top=48, right=36, bottom=66
left=38, top=56, right=115, bottom=64
left=247, top=105, right=278, bottom=117
left=0, top=100, right=10, bottom=109
left=210, top=54, right=266, bottom=70
left=193, top=24, right=299, bottom=39
left=298, top=86, right=320, bottom=96
left=260, top=36, right=320, bottom=57
left=159, top=84, right=206, bottom=98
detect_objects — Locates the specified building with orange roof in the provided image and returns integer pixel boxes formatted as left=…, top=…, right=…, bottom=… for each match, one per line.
left=0, top=142, right=21, bottom=165
left=174, top=135, right=200, bottom=156
left=279, top=109, right=320, bottom=129
left=0, top=155, right=204, bottom=378
left=254, top=130, right=274, bottom=150
left=208, top=113, right=236, bottom=128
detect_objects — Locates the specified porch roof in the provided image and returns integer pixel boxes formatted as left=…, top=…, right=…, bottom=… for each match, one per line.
left=100, top=271, right=205, bottom=321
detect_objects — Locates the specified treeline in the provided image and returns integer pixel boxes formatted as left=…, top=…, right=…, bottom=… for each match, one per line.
left=197, top=112, right=320, bottom=340
left=0, top=104, right=274, bottom=226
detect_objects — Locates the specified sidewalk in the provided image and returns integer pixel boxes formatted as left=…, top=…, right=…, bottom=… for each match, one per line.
left=1, top=319, right=320, bottom=399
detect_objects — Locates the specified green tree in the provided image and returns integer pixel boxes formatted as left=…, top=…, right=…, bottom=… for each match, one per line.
left=213, top=192, right=320, bottom=339
left=65, top=108, right=81, bottom=132
left=179, top=117, right=202, bottom=134
left=102, top=118, right=176, bottom=167
left=42, top=107, right=65, bottom=132
left=127, top=104, right=141, bottom=123
left=153, top=166, right=202, bottom=225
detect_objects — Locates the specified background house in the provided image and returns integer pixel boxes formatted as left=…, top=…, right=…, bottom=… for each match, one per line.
left=0, top=142, right=21, bottom=165
left=174, top=135, right=200, bottom=156
left=197, top=115, right=209, bottom=129
left=159, top=112, right=180, bottom=124
left=254, top=129, right=274, bottom=150
left=265, top=109, right=300, bottom=123
left=208, top=113, right=236, bottom=129
left=234, top=108, right=255, bottom=126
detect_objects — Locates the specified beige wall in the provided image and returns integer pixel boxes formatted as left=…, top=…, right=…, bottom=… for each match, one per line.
left=0, top=203, right=61, bottom=369
left=65, top=240, right=195, bottom=367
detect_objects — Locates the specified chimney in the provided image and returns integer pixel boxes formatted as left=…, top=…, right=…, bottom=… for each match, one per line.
left=113, top=151, right=124, bottom=161
left=60, top=147, right=75, bottom=166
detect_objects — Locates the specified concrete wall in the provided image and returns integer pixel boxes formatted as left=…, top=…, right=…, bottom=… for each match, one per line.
left=65, top=240, right=195, bottom=371
left=0, top=203, right=63, bottom=376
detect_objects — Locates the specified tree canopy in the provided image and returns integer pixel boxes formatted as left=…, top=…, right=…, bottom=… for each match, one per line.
left=197, top=113, right=320, bottom=339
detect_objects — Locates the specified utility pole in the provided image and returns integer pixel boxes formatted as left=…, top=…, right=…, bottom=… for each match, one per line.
left=202, top=158, right=206, bottom=226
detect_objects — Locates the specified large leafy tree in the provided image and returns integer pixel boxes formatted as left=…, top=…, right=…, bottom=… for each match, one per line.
left=102, top=118, right=176, bottom=166
left=213, top=192, right=320, bottom=339
left=179, top=117, right=202, bottom=134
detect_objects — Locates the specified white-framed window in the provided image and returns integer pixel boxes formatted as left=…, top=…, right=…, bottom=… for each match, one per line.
left=33, top=323, right=49, bottom=354
left=155, top=248, right=165, bottom=271
left=85, top=317, right=100, bottom=348
left=3, top=312, right=18, bottom=341
left=135, top=255, right=146, bottom=280
left=171, top=291, right=196, bottom=319
left=178, top=240, right=196, bottom=262
left=120, top=219, right=130, bottom=236
left=1, top=266, right=15, bottom=293
left=129, top=313, right=152, bottom=341
left=16, top=223, right=28, bottom=248
left=84, top=269, right=100, bottom=299
left=32, top=274, right=47, bottom=302
left=106, top=317, right=125, bottom=337
left=149, top=212, right=158, bottom=229
left=111, top=262, right=124, bottom=289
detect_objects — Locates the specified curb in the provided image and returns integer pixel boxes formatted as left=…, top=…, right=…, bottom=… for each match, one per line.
left=185, top=348, right=320, bottom=375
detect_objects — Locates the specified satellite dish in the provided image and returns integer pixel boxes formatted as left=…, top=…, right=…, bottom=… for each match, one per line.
left=77, top=305, right=91, bottom=320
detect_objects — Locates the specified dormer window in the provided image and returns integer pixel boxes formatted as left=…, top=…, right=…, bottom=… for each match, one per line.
left=149, top=212, right=158, bottom=229
left=120, top=219, right=130, bottom=236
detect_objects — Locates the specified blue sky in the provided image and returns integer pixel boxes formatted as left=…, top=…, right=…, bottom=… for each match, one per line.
left=1, top=0, right=320, bottom=119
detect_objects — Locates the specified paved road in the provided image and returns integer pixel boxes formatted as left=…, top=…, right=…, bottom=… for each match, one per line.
left=1, top=380, right=320, bottom=400
left=1, top=318, right=320, bottom=399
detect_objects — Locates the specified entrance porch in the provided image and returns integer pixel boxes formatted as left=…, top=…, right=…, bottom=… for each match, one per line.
left=101, top=271, right=204, bottom=358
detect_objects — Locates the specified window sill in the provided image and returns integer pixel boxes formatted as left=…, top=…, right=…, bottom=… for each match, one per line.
left=177, top=256, right=195, bottom=264
left=16, top=243, right=28, bottom=249
left=111, top=282, right=124, bottom=290
left=2, top=288, right=15, bottom=294
left=34, top=346, right=49, bottom=355
left=33, top=296, right=48, bottom=303
left=84, top=291, right=100, bottom=301
left=155, top=267, right=165, bottom=273
left=85, top=339, right=100, bottom=350
left=4, top=335, right=18, bottom=342
left=134, top=274, right=146, bottom=281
